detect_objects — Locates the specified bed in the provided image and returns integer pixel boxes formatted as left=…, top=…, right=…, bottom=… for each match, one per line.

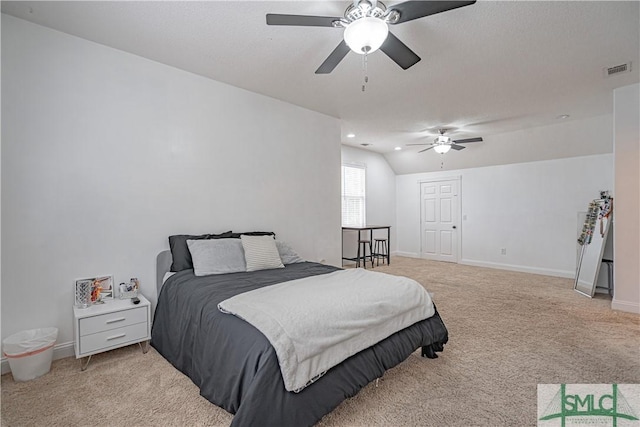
left=151, top=236, right=448, bottom=427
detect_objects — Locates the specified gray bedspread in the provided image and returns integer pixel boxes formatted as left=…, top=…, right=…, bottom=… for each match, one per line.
left=151, top=262, right=448, bottom=427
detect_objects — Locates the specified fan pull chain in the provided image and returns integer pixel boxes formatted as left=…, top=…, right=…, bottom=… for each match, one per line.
left=362, top=53, right=369, bottom=92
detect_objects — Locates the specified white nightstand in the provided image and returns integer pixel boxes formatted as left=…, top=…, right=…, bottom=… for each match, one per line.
left=73, top=294, right=151, bottom=370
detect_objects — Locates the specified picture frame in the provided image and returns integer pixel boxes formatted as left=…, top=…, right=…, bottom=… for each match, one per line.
left=74, top=275, right=114, bottom=307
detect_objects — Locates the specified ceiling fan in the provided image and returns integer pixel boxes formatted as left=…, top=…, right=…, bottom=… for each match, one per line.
left=406, top=129, right=483, bottom=154
left=266, top=0, right=476, bottom=74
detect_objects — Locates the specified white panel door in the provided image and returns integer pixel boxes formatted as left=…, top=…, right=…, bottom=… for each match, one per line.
left=420, top=179, right=460, bottom=262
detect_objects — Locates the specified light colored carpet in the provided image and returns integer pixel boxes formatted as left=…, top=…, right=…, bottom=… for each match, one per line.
left=2, top=257, right=639, bottom=426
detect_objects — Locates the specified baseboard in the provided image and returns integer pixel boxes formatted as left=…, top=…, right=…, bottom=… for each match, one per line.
left=393, top=253, right=575, bottom=278
left=459, top=258, right=575, bottom=278
left=611, top=298, right=640, bottom=314
left=1, top=341, right=75, bottom=376
left=394, top=251, right=420, bottom=258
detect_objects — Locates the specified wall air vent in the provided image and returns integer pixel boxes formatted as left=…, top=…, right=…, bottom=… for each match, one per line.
left=604, top=62, right=632, bottom=77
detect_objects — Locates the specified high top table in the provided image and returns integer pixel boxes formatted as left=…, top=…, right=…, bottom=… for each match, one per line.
left=342, top=225, right=391, bottom=266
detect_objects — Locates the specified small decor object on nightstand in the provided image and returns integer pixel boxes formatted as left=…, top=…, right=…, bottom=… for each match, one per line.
left=75, top=276, right=114, bottom=308
left=74, top=280, right=93, bottom=309
left=119, top=278, right=139, bottom=299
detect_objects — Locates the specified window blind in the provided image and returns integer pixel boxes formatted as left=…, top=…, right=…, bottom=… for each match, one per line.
left=341, top=164, right=366, bottom=227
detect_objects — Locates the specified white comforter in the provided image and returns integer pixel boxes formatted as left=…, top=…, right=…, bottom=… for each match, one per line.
left=218, top=268, right=435, bottom=392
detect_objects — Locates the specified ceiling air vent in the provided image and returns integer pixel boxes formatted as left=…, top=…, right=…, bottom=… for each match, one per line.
left=604, top=62, right=632, bottom=77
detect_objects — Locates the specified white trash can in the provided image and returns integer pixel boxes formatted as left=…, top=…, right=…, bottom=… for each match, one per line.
left=3, top=327, right=58, bottom=381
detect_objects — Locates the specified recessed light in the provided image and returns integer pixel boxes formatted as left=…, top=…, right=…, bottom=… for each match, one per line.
left=557, top=114, right=570, bottom=120
left=346, top=133, right=355, bottom=138
left=394, top=147, right=402, bottom=151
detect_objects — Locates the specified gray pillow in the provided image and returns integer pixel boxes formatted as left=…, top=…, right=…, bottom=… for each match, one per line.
left=241, top=235, right=285, bottom=272
left=187, top=239, right=246, bottom=276
left=275, top=240, right=305, bottom=264
left=169, top=231, right=233, bottom=272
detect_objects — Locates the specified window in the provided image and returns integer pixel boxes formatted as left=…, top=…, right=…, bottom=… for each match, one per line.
left=341, top=164, right=366, bottom=227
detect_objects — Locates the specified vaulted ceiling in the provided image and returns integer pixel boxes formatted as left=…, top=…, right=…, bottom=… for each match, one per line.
left=3, top=1, right=639, bottom=170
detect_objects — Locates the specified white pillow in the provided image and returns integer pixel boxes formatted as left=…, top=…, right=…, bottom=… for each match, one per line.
left=187, top=239, right=246, bottom=276
left=275, top=240, right=305, bottom=264
left=241, top=235, right=285, bottom=272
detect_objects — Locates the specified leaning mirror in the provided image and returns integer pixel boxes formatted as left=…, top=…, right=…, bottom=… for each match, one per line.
left=574, top=192, right=613, bottom=298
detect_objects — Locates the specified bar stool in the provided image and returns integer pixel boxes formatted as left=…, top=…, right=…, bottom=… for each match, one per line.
left=356, top=239, right=374, bottom=268
left=373, top=238, right=388, bottom=266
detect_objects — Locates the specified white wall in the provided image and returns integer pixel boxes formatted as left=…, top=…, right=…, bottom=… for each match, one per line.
left=396, top=154, right=613, bottom=278
left=613, top=83, right=640, bottom=313
left=341, top=145, right=396, bottom=262
left=1, top=15, right=342, bottom=358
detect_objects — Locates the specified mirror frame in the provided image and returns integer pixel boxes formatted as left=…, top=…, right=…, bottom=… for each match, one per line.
left=574, top=219, right=611, bottom=297
left=574, top=194, right=613, bottom=298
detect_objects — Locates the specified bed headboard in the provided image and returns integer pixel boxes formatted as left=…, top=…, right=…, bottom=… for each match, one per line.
left=156, top=250, right=173, bottom=296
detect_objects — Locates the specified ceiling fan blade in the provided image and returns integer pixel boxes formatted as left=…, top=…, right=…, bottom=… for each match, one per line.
left=418, top=146, right=435, bottom=153
left=380, top=32, right=421, bottom=70
left=406, top=143, right=431, bottom=146
left=387, top=1, right=477, bottom=25
left=315, top=40, right=351, bottom=74
left=266, top=14, right=341, bottom=27
left=450, top=144, right=466, bottom=151
left=452, top=137, right=483, bottom=144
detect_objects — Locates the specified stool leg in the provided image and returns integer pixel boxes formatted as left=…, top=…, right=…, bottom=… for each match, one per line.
left=383, top=240, right=388, bottom=265
left=363, top=241, right=367, bottom=269
left=356, top=241, right=361, bottom=268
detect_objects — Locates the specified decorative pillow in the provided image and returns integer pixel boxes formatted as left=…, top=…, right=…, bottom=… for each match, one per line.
left=187, top=239, right=246, bottom=276
left=275, top=240, right=305, bottom=264
left=169, top=231, right=233, bottom=272
left=241, top=235, right=285, bottom=272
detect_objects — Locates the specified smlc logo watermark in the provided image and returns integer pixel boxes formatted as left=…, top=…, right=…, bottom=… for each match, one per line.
left=538, top=384, right=640, bottom=427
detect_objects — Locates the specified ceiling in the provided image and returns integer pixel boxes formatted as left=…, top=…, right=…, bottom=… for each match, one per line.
left=2, top=1, right=639, bottom=157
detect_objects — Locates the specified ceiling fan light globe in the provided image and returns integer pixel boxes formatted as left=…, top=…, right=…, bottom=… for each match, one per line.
left=433, top=144, right=451, bottom=154
left=344, top=17, right=389, bottom=54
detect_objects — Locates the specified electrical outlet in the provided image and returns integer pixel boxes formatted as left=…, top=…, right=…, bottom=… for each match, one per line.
left=501, top=248, right=507, bottom=255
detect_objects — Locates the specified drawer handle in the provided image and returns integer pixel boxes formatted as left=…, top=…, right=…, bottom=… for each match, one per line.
left=106, top=333, right=126, bottom=341
left=106, top=317, right=126, bottom=324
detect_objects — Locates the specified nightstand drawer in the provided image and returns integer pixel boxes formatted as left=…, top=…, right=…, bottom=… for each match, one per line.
left=79, top=306, right=147, bottom=336
left=79, top=322, right=148, bottom=355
